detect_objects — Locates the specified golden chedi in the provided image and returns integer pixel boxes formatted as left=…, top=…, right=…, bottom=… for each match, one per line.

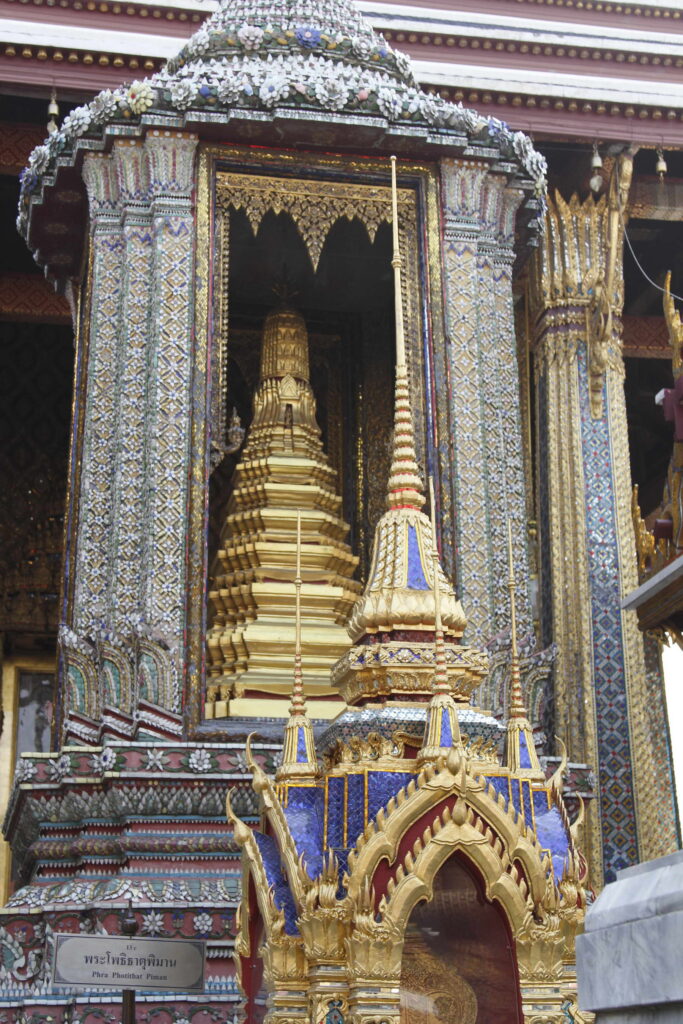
left=206, top=305, right=360, bottom=718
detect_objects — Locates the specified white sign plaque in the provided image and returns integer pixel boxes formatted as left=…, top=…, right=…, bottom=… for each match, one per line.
left=52, top=934, right=206, bottom=991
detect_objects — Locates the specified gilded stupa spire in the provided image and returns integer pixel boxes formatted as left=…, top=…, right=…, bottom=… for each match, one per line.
left=504, top=520, right=543, bottom=778
left=277, top=510, right=318, bottom=781
left=345, top=156, right=466, bottom=644
left=333, top=158, right=485, bottom=706
left=387, top=156, right=425, bottom=512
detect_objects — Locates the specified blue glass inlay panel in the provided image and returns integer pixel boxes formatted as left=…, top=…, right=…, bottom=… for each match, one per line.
left=296, top=726, right=307, bottom=762
left=346, top=774, right=365, bottom=848
left=327, top=776, right=344, bottom=848
left=487, top=776, right=509, bottom=807
left=367, top=770, right=413, bottom=823
left=534, top=790, right=550, bottom=818
left=518, top=732, right=532, bottom=769
left=406, top=525, right=429, bottom=589
left=522, top=781, right=533, bottom=829
left=534, top=803, right=570, bottom=881
left=510, top=778, right=521, bottom=815
left=577, top=351, right=637, bottom=881
left=253, top=831, right=299, bottom=935
left=283, top=784, right=324, bottom=879
left=439, top=708, right=453, bottom=747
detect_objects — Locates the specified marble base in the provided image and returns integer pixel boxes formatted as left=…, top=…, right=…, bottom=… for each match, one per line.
left=577, top=850, right=683, bottom=1019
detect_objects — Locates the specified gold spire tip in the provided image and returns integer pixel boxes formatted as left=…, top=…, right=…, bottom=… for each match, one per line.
left=506, top=518, right=525, bottom=719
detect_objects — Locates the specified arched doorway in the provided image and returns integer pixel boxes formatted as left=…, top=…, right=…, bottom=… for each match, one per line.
left=400, top=853, right=523, bottom=1024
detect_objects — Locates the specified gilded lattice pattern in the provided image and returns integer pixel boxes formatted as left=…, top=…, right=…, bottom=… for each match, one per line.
left=217, top=172, right=413, bottom=271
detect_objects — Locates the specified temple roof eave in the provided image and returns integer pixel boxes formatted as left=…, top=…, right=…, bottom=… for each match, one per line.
left=18, top=74, right=546, bottom=281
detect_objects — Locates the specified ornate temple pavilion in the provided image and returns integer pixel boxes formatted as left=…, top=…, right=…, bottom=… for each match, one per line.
left=0, top=0, right=681, bottom=1021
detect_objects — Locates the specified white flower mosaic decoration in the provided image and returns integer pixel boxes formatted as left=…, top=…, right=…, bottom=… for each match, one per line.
left=237, top=24, right=264, bottom=50
left=125, top=81, right=155, bottom=114
left=144, top=748, right=168, bottom=771
left=193, top=912, right=213, bottom=935
left=47, top=754, right=72, bottom=782
left=91, top=746, right=117, bottom=773
left=14, top=759, right=37, bottom=783
left=141, top=910, right=165, bottom=936
left=188, top=748, right=213, bottom=773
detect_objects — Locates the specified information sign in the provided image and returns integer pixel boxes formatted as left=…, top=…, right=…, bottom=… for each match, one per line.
left=52, top=934, right=205, bottom=992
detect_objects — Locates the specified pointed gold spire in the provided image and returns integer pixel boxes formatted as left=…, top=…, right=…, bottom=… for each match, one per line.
left=343, top=158, right=466, bottom=647
left=386, top=155, right=425, bottom=512
left=418, top=477, right=463, bottom=764
left=504, top=520, right=543, bottom=778
left=276, top=510, right=318, bottom=782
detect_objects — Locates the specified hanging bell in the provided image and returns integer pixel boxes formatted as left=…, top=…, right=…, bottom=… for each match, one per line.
left=656, top=148, right=667, bottom=182
left=591, top=142, right=603, bottom=171
left=590, top=172, right=603, bottom=194
left=47, top=88, right=59, bottom=135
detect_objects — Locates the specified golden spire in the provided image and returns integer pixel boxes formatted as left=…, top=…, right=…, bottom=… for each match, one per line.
left=386, top=155, right=425, bottom=512
left=277, top=510, right=318, bottom=782
left=504, top=520, right=543, bottom=777
left=343, top=157, right=467, bottom=645
left=417, top=477, right=463, bottom=764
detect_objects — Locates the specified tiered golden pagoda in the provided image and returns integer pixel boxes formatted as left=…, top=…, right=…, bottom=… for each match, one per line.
left=206, top=305, right=361, bottom=718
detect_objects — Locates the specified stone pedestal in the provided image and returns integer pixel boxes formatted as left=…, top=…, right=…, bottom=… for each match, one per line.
left=577, top=850, right=683, bottom=1022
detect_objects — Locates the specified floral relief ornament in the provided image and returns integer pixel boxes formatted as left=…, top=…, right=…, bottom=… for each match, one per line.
left=193, top=912, right=213, bottom=936
left=141, top=910, right=165, bottom=936
left=13, top=759, right=37, bottom=783
left=47, top=753, right=72, bottom=782
left=187, top=747, right=215, bottom=773
left=125, top=81, right=155, bottom=114
left=91, top=746, right=118, bottom=773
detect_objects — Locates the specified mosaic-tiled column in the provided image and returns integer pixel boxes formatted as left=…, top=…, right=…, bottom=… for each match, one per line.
left=62, top=132, right=197, bottom=739
left=110, top=140, right=153, bottom=634
left=530, top=181, right=679, bottom=886
left=439, top=159, right=532, bottom=695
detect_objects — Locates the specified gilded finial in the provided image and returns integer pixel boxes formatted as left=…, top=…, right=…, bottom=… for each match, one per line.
left=507, top=519, right=526, bottom=720
left=386, top=155, right=425, bottom=511
left=276, top=510, right=318, bottom=781
left=429, top=476, right=449, bottom=696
